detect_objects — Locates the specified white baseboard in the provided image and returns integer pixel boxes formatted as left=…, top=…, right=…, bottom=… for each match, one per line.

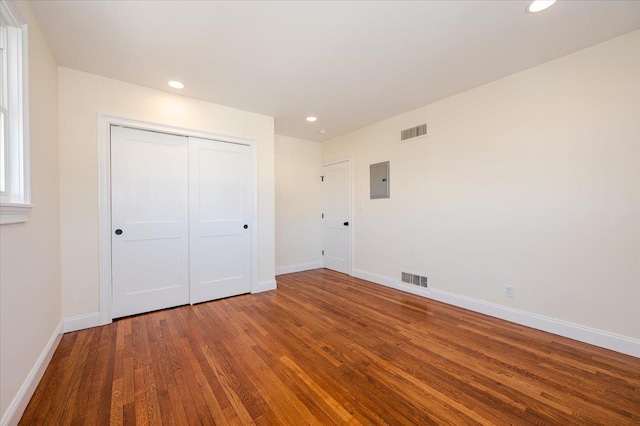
left=254, top=279, right=277, bottom=293
left=352, top=269, right=640, bottom=358
left=275, top=261, right=323, bottom=276
left=1, top=321, right=63, bottom=426
left=62, top=312, right=101, bottom=333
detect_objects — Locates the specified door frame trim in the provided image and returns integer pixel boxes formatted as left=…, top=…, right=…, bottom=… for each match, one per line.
left=97, top=114, right=259, bottom=325
left=321, top=156, right=353, bottom=276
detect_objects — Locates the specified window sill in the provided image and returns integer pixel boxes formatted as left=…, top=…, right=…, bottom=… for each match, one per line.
left=0, top=203, right=32, bottom=224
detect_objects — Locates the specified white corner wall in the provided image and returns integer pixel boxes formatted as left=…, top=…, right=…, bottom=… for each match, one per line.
left=323, top=31, right=640, bottom=346
left=275, top=135, right=322, bottom=274
left=58, top=68, right=275, bottom=320
left=0, top=1, right=61, bottom=423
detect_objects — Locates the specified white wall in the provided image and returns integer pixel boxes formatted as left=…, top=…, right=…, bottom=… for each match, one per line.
left=274, top=135, right=322, bottom=273
left=323, top=30, right=640, bottom=341
left=0, top=0, right=61, bottom=420
left=58, top=68, right=275, bottom=319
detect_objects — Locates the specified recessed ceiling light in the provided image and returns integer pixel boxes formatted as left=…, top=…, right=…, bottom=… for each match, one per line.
left=527, top=0, right=556, bottom=13
left=306, top=116, right=317, bottom=122
left=168, top=80, right=184, bottom=89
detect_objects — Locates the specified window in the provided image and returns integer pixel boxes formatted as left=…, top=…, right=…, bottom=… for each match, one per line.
left=0, top=0, right=30, bottom=224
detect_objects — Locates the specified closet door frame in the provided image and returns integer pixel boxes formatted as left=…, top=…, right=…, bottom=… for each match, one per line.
left=97, top=114, right=258, bottom=326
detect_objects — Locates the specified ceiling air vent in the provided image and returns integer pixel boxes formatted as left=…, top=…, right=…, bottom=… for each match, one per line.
left=400, top=123, right=427, bottom=142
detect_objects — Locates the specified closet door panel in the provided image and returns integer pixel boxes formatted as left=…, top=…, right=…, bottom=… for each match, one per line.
left=189, top=137, right=251, bottom=303
left=111, top=126, right=189, bottom=318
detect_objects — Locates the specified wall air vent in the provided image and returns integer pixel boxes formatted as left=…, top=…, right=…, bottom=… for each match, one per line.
left=401, top=272, right=428, bottom=288
left=400, top=123, right=427, bottom=142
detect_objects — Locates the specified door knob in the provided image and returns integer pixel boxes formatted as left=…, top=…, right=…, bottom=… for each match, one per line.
left=343, top=222, right=349, bottom=226
left=244, top=224, right=248, bottom=229
left=115, top=229, right=123, bottom=235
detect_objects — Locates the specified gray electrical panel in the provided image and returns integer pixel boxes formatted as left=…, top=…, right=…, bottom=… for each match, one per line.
left=370, top=161, right=390, bottom=199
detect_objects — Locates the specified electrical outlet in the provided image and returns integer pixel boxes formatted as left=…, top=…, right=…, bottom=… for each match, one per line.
left=505, top=285, right=515, bottom=298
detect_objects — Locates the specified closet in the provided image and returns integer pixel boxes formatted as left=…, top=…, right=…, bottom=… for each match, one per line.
left=110, top=126, right=251, bottom=318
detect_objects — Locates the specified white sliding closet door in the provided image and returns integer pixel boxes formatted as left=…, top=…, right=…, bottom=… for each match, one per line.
left=189, top=137, right=251, bottom=304
left=111, top=126, right=190, bottom=318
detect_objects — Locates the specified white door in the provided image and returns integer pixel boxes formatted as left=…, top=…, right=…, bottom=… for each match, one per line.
left=111, top=126, right=190, bottom=318
left=189, top=137, right=251, bottom=304
left=322, top=160, right=351, bottom=274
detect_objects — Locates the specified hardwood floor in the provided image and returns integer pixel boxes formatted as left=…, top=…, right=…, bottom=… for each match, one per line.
left=20, top=269, right=640, bottom=425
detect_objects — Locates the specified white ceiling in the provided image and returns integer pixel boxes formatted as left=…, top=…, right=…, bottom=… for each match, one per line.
left=30, top=1, right=640, bottom=142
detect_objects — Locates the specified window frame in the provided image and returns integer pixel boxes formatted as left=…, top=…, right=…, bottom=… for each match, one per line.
left=1, top=24, right=8, bottom=196
left=0, top=0, right=30, bottom=225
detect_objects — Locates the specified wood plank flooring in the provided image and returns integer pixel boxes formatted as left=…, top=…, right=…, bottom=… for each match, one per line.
left=20, top=269, right=640, bottom=425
